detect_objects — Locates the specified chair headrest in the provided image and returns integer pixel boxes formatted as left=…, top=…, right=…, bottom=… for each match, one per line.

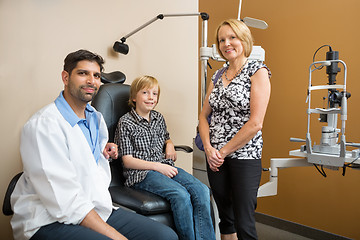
left=101, top=71, right=126, bottom=84
left=91, top=83, right=131, bottom=142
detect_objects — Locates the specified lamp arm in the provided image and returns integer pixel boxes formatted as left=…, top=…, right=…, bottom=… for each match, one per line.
left=121, top=14, right=163, bottom=42
left=114, top=12, right=210, bottom=108
left=119, top=13, right=209, bottom=43
left=238, top=0, right=242, bottom=20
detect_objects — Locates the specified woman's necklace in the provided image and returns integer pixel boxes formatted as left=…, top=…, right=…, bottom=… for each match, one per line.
left=224, top=59, right=248, bottom=81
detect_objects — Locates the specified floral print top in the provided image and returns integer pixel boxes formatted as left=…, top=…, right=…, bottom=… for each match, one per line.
left=208, top=60, right=271, bottom=159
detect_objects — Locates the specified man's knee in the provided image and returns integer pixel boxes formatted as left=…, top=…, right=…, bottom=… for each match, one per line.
left=153, top=225, right=178, bottom=240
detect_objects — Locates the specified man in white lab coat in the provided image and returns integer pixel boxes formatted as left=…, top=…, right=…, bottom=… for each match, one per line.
left=10, top=49, right=178, bottom=240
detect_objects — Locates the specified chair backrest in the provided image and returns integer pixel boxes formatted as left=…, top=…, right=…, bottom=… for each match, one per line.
left=91, top=83, right=131, bottom=187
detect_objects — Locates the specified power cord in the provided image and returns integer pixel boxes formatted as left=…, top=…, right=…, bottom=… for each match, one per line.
left=312, top=44, right=333, bottom=70
left=313, top=164, right=327, bottom=177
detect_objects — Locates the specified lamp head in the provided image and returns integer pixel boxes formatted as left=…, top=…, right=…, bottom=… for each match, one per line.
left=113, top=41, right=129, bottom=55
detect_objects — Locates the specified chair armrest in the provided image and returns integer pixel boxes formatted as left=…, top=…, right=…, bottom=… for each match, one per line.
left=3, top=172, right=23, bottom=216
left=109, top=185, right=171, bottom=215
left=174, top=145, right=193, bottom=153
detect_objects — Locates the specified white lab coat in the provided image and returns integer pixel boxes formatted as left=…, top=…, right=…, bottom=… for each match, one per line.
left=11, top=102, right=113, bottom=240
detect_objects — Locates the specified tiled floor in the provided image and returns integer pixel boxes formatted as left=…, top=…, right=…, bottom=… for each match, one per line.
left=256, top=222, right=313, bottom=240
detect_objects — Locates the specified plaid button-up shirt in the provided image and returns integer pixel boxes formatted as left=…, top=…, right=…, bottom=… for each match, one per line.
left=114, top=108, right=174, bottom=187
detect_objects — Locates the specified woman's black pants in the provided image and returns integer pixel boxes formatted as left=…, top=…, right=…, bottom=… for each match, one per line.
left=207, top=157, right=262, bottom=240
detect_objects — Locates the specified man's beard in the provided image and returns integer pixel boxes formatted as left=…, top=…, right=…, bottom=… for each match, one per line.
left=69, top=82, right=98, bottom=103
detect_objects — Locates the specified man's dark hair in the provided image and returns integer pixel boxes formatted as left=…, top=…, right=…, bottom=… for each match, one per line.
left=63, top=49, right=105, bottom=75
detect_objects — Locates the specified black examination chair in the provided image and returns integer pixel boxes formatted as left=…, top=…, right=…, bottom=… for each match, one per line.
left=91, top=71, right=194, bottom=229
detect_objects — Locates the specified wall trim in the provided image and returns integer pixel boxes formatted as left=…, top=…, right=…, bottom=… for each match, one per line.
left=255, top=212, right=351, bottom=240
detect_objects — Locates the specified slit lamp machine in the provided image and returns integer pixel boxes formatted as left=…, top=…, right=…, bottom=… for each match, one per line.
left=258, top=45, right=360, bottom=197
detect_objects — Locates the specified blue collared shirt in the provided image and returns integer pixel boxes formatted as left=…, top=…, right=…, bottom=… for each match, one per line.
left=55, top=91, right=101, bottom=163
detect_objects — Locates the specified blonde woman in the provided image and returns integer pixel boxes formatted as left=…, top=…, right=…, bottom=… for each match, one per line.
left=199, top=19, right=271, bottom=240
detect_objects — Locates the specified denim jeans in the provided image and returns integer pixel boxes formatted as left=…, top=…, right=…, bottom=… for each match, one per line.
left=134, top=168, right=216, bottom=240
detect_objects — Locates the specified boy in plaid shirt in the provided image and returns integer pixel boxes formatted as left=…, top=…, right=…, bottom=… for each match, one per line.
left=115, top=76, right=215, bottom=240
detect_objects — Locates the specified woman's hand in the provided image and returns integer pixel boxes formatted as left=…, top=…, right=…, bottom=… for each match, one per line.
left=205, top=146, right=224, bottom=172
left=155, top=162, right=178, bottom=178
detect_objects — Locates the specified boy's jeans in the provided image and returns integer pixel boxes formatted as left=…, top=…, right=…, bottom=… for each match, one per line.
left=134, top=168, right=216, bottom=240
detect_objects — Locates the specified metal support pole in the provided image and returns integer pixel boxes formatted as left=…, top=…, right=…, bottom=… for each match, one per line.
left=200, top=17, right=208, bottom=107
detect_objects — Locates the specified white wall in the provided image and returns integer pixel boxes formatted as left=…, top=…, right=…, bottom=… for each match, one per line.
left=0, top=0, right=198, bottom=238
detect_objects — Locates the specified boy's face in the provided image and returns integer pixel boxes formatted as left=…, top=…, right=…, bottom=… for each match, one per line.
left=133, top=85, right=159, bottom=117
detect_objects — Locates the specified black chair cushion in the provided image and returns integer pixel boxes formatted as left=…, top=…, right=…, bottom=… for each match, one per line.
left=109, top=186, right=171, bottom=215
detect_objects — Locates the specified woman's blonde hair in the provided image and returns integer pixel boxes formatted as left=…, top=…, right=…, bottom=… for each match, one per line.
left=129, top=75, right=160, bottom=108
left=215, top=19, right=254, bottom=59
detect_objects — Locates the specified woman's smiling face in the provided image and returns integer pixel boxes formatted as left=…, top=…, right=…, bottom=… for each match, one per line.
left=218, top=24, right=244, bottom=62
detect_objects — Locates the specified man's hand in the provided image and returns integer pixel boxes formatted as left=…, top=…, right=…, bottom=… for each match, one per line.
left=81, top=209, right=128, bottom=240
left=103, top=143, right=118, bottom=160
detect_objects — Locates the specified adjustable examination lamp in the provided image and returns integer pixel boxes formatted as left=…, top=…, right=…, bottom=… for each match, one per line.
left=112, top=12, right=211, bottom=106
left=113, top=13, right=268, bottom=55
left=113, top=13, right=210, bottom=55
left=112, top=12, right=268, bottom=106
